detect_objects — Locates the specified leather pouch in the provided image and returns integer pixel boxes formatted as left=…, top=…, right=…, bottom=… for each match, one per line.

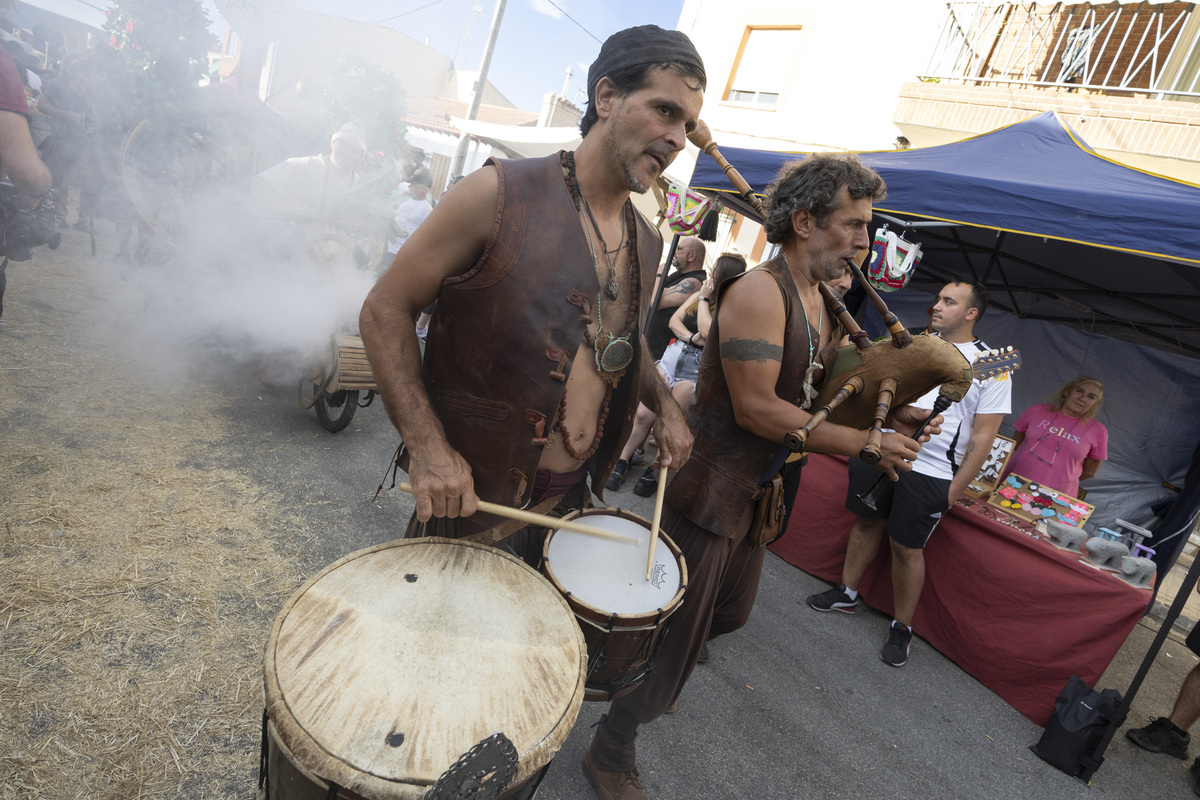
left=748, top=473, right=788, bottom=548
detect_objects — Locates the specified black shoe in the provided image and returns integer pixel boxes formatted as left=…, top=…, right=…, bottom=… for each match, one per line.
left=633, top=468, right=657, bottom=497
left=1127, top=717, right=1191, bottom=759
left=606, top=459, right=630, bottom=491
left=881, top=621, right=912, bottom=667
left=807, top=584, right=859, bottom=613
left=1189, top=757, right=1200, bottom=796
left=697, top=642, right=710, bottom=665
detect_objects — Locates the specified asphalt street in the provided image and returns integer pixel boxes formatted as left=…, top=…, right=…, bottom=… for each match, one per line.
left=3, top=224, right=1199, bottom=799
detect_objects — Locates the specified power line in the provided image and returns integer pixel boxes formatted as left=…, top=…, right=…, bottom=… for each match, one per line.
left=544, top=0, right=601, bottom=44
left=375, top=0, right=446, bottom=25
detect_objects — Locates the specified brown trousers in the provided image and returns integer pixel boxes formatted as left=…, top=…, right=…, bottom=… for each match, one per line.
left=590, top=505, right=767, bottom=772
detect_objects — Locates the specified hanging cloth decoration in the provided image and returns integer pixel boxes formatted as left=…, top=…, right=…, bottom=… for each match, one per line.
left=665, top=180, right=718, bottom=235
left=866, top=224, right=922, bottom=292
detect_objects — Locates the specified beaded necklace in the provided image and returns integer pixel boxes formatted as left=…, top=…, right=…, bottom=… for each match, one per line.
left=554, top=151, right=641, bottom=461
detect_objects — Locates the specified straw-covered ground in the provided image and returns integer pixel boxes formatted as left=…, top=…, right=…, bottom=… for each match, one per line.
left=0, top=226, right=311, bottom=799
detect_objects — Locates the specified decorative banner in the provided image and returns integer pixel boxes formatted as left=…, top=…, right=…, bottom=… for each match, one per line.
left=867, top=225, right=922, bottom=292
left=666, top=181, right=717, bottom=235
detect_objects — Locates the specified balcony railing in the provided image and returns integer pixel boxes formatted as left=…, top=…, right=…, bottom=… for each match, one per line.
left=921, top=2, right=1200, bottom=100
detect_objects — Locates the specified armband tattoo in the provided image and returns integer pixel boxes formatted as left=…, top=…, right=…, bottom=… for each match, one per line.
left=721, top=338, right=783, bottom=363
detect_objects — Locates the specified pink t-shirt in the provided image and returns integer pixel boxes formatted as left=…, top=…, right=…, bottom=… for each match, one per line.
left=1006, top=403, right=1108, bottom=497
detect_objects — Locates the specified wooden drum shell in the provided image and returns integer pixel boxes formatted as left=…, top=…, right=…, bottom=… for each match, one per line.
left=541, top=508, right=688, bottom=702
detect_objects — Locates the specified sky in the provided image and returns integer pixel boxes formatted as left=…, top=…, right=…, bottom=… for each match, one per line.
left=280, top=0, right=687, bottom=111
left=22, top=0, right=684, bottom=111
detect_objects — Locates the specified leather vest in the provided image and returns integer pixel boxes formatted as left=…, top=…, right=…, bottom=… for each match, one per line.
left=665, top=256, right=820, bottom=538
left=414, top=152, right=661, bottom=513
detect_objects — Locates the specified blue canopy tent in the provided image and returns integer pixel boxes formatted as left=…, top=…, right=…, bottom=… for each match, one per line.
left=691, top=111, right=1200, bottom=774
left=690, top=111, right=1200, bottom=355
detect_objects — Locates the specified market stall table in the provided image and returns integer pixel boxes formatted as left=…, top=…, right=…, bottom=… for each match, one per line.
left=773, top=454, right=1147, bottom=725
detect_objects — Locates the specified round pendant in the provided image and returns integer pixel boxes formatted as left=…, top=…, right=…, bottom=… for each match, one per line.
left=599, top=339, right=634, bottom=373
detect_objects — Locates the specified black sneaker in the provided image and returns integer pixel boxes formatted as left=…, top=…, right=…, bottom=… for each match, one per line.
left=633, top=468, right=658, bottom=497
left=1127, top=717, right=1191, bottom=759
left=881, top=622, right=912, bottom=667
left=807, top=584, right=859, bottom=613
left=606, top=459, right=630, bottom=491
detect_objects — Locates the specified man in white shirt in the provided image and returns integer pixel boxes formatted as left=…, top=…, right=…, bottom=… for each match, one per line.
left=387, top=167, right=433, bottom=256
left=808, top=280, right=1012, bottom=667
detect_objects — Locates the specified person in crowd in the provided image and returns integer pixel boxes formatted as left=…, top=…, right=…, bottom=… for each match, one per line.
left=585, top=154, right=936, bottom=800
left=36, top=56, right=94, bottom=222
left=251, top=122, right=368, bottom=220
left=607, top=252, right=746, bottom=495
left=809, top=280, right=1011, bottom=668
left=645, top=235, right=706, bottom=359
left=359, top=26, right=703, bottom=580
left=1126, top=579, right=1200, bottom=797
left=1002, top=376, right=1107, bottom=497
left=0, top=44, right=52, bottom=318
left=387, top=166, right=433, bottom=259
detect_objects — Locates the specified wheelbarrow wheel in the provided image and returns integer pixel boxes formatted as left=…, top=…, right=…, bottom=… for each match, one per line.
left=314, top=388, right=359, bottom=433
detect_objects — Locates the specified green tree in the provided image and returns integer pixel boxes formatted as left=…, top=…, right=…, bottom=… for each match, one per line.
left=100, top=0, right=216, bottom=125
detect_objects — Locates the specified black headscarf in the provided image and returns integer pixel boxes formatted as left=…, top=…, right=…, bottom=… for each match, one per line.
left=586, top=24, right=706, bottom=104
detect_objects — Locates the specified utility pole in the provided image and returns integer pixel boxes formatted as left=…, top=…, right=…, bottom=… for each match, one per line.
left=449, top=0, right=508, bottom=181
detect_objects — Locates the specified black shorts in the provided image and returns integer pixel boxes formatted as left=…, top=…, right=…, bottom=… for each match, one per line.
left=1187, top=621, right=1200, bottom=658
left=844, top=459, right=952, bottom=550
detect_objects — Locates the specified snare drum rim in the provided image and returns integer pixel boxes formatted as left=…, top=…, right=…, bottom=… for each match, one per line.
left=263, top=537, right=587, bottom=800
left=541, top=508, right=688, bottom=628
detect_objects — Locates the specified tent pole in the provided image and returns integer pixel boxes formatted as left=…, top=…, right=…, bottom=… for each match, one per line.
left=645, top=234, right=680, bottom=339
left=1079, top=541, right=1200, bottom=782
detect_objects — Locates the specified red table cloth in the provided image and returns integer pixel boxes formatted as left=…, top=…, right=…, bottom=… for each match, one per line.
left=771, top=454, right=1147, bottom=725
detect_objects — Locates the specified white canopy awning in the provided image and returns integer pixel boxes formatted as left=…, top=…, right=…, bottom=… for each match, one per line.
left=450, top=118, right=582, bottom=160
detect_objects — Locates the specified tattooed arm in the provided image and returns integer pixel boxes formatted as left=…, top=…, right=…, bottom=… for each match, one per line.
left=658, top=273, right=703, bottom=310
left=947, top=413, right=1004, bottom=505
left=717, top=270, right=920, bottom=479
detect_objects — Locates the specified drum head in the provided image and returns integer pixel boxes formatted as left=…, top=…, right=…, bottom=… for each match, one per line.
left=544, top=510, right=683, bottom=618
left=263, top=538, right=586, bottom=800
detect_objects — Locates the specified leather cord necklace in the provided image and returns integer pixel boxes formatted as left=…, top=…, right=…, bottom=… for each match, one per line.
left=783, top=255, right=824, bottom=409
left=562, top=151, right=638, bottom=386
left=553, top=151, right=641, bottom=462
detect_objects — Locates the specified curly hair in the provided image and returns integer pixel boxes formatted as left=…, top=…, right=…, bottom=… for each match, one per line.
left=762, top=154, right=886, bottom=244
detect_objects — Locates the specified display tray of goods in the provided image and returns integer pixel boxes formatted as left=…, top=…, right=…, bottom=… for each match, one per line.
left=986, top=473, right=1094, bottom=528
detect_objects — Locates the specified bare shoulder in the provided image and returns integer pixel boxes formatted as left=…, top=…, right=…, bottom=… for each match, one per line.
left=720, top=269, right=784, bottom=317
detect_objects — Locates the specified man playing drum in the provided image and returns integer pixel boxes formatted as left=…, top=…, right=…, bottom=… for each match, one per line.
left=359, top=26, right=703, bottom=562
left=584, top=155, right=940, bottom=799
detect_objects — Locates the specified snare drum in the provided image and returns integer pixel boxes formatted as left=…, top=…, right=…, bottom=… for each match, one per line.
left=541, top=508, right=688, bottom=702
left=261, top=538, right=586, bottom=799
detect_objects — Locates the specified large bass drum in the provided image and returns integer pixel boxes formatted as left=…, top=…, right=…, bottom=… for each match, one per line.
left=260, top=538, right=586, bottom=799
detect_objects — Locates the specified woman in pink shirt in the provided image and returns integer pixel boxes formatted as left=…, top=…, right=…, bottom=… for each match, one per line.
left=1004, top=377, right=1108, bottom=498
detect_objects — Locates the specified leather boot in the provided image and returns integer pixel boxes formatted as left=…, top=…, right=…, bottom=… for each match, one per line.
left=583, top=715, right=646, bottom=799
left=583, top=746, right=647, bottom=800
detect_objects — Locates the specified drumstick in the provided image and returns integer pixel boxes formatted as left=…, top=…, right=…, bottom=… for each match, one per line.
left=397, top=483, right=641, bottom=545
left=645, top=465, right=669, bottom=580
